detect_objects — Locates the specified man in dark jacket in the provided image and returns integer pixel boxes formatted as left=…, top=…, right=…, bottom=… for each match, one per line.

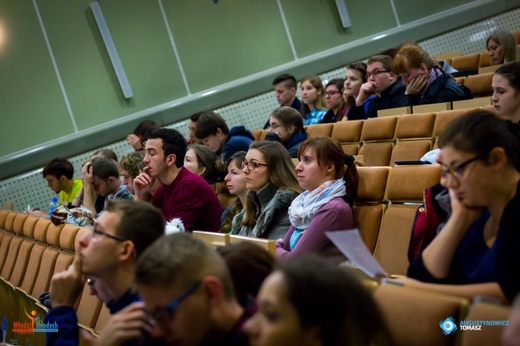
left=348, top=55, right=411, bottom=120
left=195, top=111, right=254, bottom=161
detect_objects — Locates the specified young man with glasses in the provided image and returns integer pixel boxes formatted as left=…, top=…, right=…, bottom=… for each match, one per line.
left=133, top=128, right=222, bottom=231
left=348, top=55, right=410, bottom=120
left=44, top=199, right=167, bottom=346
left=135, top=233, right=254, bottom=346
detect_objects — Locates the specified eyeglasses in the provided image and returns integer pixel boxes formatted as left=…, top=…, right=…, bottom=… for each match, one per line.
left=439, top=154, right=484, bottom=180
left=242, top=159, right=268, bottom=170
left=367, top=69, right=390, bottom=78
left=268, top=124, right=281, bottom=130
left=146, top=281, right=201, bottom=324
left=325, top=90, right=342, bottom=96
left=90, top=228, right=128, bottom=242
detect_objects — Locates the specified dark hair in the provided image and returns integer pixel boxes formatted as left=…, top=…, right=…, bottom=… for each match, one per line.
left=273, top=73, right=297, bottom=89
left=133, top=120, right=159, bottom=139
left=216, top=242, right=276, bottom=306
left=326, top=78, right=345, bottom=93
left=270, top=107, right=306, bottom=137
left=91, top=156, right=119, bottom=180
left=347, top=62, right=368, bottom=83
left=190, top=111, right=204, bottom=122
left=147, top=128, right=187, bottom=168
left=325, top=78, right=347, bottom=121
left=220, top=151, right=247, bottom=234
left=495, top=61, right=520, bottom=92
left=187, top=144, right=227, bottom=184
left=92, top=149, right=118, bottom=162
left=194, top=111, right=230, bottom=139
left=279, top=256, right=394, bottom=346
left=135, top=233, right=236, bottom=300
left=119, top=151, right=145, bottom=178
left=439, top=109, right=520, bottom=171
left=298, top=137, right=358, bottom=206
left=43, top=158, right=74, bottom=180
left=105, top=200, right=165, bottom=258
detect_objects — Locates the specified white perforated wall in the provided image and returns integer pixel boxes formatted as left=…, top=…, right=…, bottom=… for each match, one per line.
left=1, top=9, right=519, bottom=212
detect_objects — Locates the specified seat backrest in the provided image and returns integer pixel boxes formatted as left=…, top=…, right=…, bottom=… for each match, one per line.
left=386, top=165, right=440, bottom=203
left=53, top=251, right=75, bottom=275
left=479, top=50, right=492, bottom=67
left=94, top=304, right=111, bottom=335
left=395, top=113, right=436, bottom=140
left=464, top=72, right=494, bottom=97
left=0, top=232, right=14, bottom=273
left=59, top=224, right=80, bottom=251
left=361, top=117, right=398, bottom=142
left=19, top=241, right=46, bottom=293
left=34, top=218, right=51, bottom=244
left=76, top=282, right=103, bottom=328
left=451, top=96, right=491, bottom=110
left=460, top=301, right=511, bottom=346
left=450, top=53, right=481, bottom=71
left=373, top=204, right=418, bottom=275
left=412, top=102, right=450, bottom=114
left=30, top=246, right=61, bottom=297
left=390, top=140, right=432, bottom=166
left=331, top=120, right=364, bottom=143
left=192, top=231, right=230, bottom=248
left=22, top=215, right=39, bottom=239
left=0, top=209, right=10, bottom=228
left=435, top=51, right=462, bottom=61
left=7, top=239, right=35, bottom=285
left=0, top=236, right=23, bottom=279
left=229, top=235, right=276, bottom=255
left=46, top=223, right=64, bottom=247
left=4, top=212, right=16, bottom=233
left=374, top=284, right=468, bottom=346
left=305, top=123, right=334, bottom=138
left=433, top=108, right=479, bottom=138
left=354, top=167, right=391, bottom=253
left=251, top=129, right=263, bottom=140
left=377, top=106, right=411, bottom=117
left=13, top=213, right=28, bottom=236
left=359, top=142, right=394, bottom=166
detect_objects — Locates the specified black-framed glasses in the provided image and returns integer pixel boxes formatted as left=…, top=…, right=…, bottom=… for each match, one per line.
left=439, top=154, right=485, bottom=180
left=90, top=228, right=128, bottom=242
left=367, top=69, right=390, bottom=78
left=146, top=280, right=201, bottom=324
left=325, top=90, right=342, bottom=96
left=242, top=159, right=268, bottom=171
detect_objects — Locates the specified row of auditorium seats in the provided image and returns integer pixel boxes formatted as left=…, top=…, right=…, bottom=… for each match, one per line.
left=0, top=160, right=512, bottom=345
left=254, top=106, right=494, bottom=167
left=0, top=212, right=109, bottom=345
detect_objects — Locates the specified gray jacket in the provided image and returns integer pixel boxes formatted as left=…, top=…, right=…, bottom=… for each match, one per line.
left=231, top=183, right=298, bottom=240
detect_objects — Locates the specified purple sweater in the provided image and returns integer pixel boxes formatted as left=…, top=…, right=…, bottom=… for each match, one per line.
left=276, top=197, right=353, bottom=265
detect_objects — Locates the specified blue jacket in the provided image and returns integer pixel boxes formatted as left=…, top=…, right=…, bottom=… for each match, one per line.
left=219, top=126, right=254, bottom=161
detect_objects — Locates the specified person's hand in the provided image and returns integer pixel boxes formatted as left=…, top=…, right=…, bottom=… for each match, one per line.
left=405, top=74, right=428, bottom=95
left=133, top=168, right=156, bottom=201
left=81, top=302, right=154, bottom=346
left=127, top=134, right=143, bottom=151
left=355, top=82, right=376, bottom=106
left=49, top=256, right=84, bottom=308
left=28, top=209, right=45, bottom=218
left=81, top=160, right=94, bottom=186
left=448, top=188, right=482, bottom=225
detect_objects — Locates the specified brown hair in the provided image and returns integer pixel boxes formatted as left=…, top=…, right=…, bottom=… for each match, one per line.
left=299, top=75, right=327, bottom=116
left=298, top=137, right=358, bottom=206
left=220, top=151, right=247, bottom=234
left=187, top=144, right=226, bottom=184
left=392, top=45, right=436, bottom=74
left=119, top=151, right=145, bottom=179
left=486, top=30, right=520, bottom=64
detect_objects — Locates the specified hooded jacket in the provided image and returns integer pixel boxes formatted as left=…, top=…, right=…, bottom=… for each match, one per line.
left=218, top=126, right=255, bottom=161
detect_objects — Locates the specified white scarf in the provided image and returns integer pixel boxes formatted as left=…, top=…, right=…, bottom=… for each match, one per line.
left=288, top=180, right=346, bottom=230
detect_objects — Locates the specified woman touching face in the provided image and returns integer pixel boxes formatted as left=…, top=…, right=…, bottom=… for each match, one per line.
left=268, top=116, right=292, bottom=143
left=343, top=68, right=364, bottom=99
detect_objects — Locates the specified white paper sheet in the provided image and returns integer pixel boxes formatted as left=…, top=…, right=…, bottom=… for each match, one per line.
left=326, top=229, right=388, bottom=278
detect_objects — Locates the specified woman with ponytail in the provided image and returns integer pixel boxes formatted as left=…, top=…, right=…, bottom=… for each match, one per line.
left=275, top=137, right=358, bottom=264
left=399, top=110, right=520, bottom=303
